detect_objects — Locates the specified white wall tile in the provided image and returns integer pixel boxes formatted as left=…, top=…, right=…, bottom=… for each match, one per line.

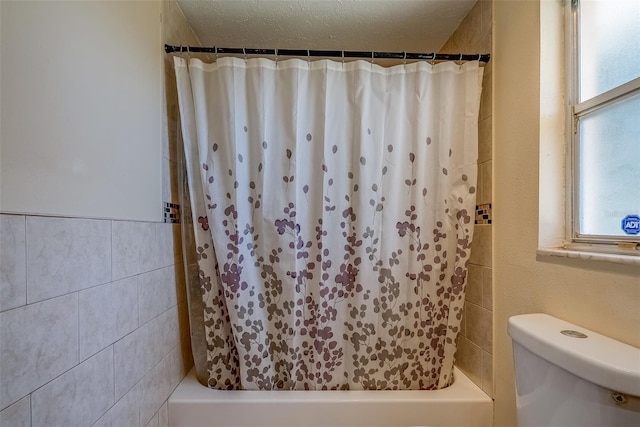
left=31, top=346, right=114, bottom=427
left=112, top=221, right=158, bottom=280
left=156, top=222, right=176, bottom=268
left=158, top=306, right=180, bottom=358
left=0, top=294, right=78, bottom=410
left=158, top=402, right=168, bottom=427
left=138, top=267, right=177, bottom=325
left=26, top=216, right=111, bottom=303
left=166, top=345, right=188, bottom=393
left=137, top=356, right=172, bottom=427
left=0, top=395, right=30, bottom=427
left=1, top=213, right=188, bottom=426
left=92, top=385, right=139, bottom=427
left=80, top=276, right=139, bottom=361
left=0, top=215, right=26, bottom=312
left=145, top=412, right=159, bottom=427
left=114, top=320, right=159, bottom=400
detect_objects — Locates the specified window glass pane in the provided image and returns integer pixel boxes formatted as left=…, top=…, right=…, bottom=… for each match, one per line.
left=578, top=93, right=640, bottom=236
left=579, top=0, right=640, bottom=101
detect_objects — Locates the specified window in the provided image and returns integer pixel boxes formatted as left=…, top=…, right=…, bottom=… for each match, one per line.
left=568, top=0, right=640, bottom=251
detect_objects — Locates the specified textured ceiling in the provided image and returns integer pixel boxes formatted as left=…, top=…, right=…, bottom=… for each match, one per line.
left=176, top=0, right=477, bottom=53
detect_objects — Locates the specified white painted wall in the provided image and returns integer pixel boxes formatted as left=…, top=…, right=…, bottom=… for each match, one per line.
left=0, top=0, right=162, bottom=221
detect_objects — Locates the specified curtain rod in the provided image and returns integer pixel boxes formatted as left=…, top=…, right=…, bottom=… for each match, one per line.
left=164, top=44, right=490, bottom=63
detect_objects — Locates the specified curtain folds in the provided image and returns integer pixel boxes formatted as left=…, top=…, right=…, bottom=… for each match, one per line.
left=175, top=56, right=483, bottom=390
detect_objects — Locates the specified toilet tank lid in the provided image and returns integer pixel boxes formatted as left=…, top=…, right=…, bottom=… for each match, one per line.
left=508, top=313, right=640, bottom=397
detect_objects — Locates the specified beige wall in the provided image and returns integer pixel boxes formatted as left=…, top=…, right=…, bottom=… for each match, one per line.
left=440, top=0, right=494, bottom=397
left=0, top=1, right=163, bottom=221
left=493, top=1, right=640, bottom=425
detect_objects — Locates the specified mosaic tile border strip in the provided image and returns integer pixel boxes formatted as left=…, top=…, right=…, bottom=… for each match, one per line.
left=164, top=202, right=181, bottom=223
left=475, top=203, right=492, bottom=225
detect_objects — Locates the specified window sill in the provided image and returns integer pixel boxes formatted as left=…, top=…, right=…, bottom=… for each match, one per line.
left=537, top=247, right=640, bottom=266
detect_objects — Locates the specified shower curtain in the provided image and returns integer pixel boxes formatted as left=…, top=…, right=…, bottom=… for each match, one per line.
left=175, top=56, right=483, bottom=391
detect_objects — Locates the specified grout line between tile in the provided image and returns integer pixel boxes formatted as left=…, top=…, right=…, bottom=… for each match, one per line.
left=24, top=216, right=30, bottom=305
left=110, top=220, right=114, bottom=287
left=111, top=345, right=116, bottom=408
left=76, top=292, right=80, bottom=369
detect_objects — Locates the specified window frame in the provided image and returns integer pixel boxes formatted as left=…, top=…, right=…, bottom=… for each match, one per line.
left=566, top=0, right=640, bottom=252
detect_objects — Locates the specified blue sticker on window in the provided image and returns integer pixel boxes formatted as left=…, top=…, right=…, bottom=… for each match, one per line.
left=621, top=215, right=640, bottom=235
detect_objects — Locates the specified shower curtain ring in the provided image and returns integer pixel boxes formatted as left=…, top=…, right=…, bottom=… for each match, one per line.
left=243, top=48, right=247, bottom=61
left=341, top=51, right=345, bottom=64
left=370, top=51, right=374, bottom=68
left=214, top=46, right=218, bottom=62
left=307, top=49, right=310, bottom=64
left=403, top=52, right=407, bottom=65
left=275, top=48, right=278, bottom=63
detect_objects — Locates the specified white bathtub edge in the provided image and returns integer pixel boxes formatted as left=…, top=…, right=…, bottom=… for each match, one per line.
left=168, top=368, right=493, bottom=427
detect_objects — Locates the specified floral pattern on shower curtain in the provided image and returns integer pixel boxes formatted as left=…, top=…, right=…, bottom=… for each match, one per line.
left=174, top=56, right=483, bottom=390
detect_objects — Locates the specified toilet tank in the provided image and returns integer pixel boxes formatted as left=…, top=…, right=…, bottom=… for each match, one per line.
left=508, top=314, right=640, bottom=427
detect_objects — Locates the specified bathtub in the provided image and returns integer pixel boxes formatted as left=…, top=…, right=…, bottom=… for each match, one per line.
left=168, top=367, right=493, bottom=427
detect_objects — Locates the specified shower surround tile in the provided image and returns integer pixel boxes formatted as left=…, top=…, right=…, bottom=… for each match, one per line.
left=0, top=215, right=26, bottom=312
left=138, top=266, right=178, bottom=325
left=475, top=203, right=493, bottom=225
left=158, top=305, right=181, bottom=358
left=159, top=402, right=169, bottom=427
left=137, top=355, right=172, bottom=427
left=478, top=116, right=492, bottom=163
left=481, top=349, right=493, bottom=395
left=92, top=386, right=139, bottom=427
left=79, top=276, right=139, bottom=361
left=482, top=268, right=493, bottom=310
left=465, top=302, right=493, bottom=353
left=114, top=318, right=161, bottom=400
left=112, top=220, right=158, bottom=280
left=469, top=225, right=492, bottom=267
left=140, top=346, right=189, bottom=426
left=465, top=264, right=483, bottom=305
left=0, top=396, right=30, bottom=427
left=31, top=347, right=114, bottom=427
left=455, top=335, right=482, bottom=386
left=0, top=215, right=190, bottom=421
left=478, top=161, right=493, bottom=205
left=145, top=413, right=160, bottom=427
left=0, top=293, right=78, bottom=411
left=167, top=343, right=190, bottom=391
left=441, top=1, right=493, bottom=396
left=26, top=216, right=111, bottom=303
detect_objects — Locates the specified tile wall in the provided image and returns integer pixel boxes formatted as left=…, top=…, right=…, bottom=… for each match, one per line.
left=440, top=0, right=494, bottom=396
left=0, top=2, right=202, bottom=426
left=0, top=216, right=191, bottom=427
